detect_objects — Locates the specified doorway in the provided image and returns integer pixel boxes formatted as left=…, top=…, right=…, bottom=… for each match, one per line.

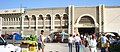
left=78, top=28, right=95, bottom=35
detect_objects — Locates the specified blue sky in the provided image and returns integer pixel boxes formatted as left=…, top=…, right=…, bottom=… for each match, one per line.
left=0, top=0, right=120, bottom=9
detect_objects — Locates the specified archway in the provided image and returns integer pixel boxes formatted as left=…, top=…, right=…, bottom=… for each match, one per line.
left=75, top=14, right=98, bottom=35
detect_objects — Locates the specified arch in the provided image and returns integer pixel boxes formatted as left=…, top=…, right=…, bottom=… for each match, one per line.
left=55, top=14, right=61, bottom=20
left=76, top=14, right=98, bottom=27
left=31, top=15, right=36, bottom=20
left=24, top=15, right=29, bottom=21
left=63, top=14, right=68, bottom=20
left=18, top=17, right=20, bottom=21
left=13, top=18, right=15, bottom=21
left=46, top=14, right=51, bottom=20
left=3, top=18, right=5, bottom=21
left=38, top=15, right=43, bottom=20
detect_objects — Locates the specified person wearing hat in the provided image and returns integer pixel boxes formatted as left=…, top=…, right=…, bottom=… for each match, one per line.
left=89, top=34, right=97, bottom=52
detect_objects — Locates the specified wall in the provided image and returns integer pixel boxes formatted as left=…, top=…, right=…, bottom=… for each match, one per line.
left=104, top=6, right=120, bottom=34
left=74, top=6, right=99, bottom=24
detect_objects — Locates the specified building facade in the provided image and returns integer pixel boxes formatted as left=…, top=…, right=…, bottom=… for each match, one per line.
left=0, top=5, right=120, bottom=36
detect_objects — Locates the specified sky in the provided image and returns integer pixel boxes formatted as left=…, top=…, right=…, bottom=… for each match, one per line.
left=0, top=0, right=120, bottom=9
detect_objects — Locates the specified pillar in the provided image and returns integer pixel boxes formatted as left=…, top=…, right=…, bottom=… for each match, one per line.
left=99, top=4, right=105, bottom=33
left=35, top=16, right=38, bottom=35
left=68, top=5, right=71, bottom=34
left=43, top=17, right=46, bottom=31
left=20, top=15, right=24, bottom=35
left=60, top=16, right=63, bottom=32
left=0, top=17, right=2, bottom=35
left=72, top=5, right=75, bottom=35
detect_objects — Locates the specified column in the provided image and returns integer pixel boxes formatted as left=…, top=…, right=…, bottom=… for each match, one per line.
left=43, top=17, right=46, bottom=31
left=99, top=4, right=105, bottom=33
left=35, top=16, right=38, bottom=35
left=68, top=5, right=71, bottom=34
left=72, top=5, right=75, bottom=35
left=51, top=15, right=55, bottom=33
left=29, top=17, right=31, bottom=29
left=51, top=14, right=53, bottom=33
left=0, top=17, right=2, bottom=35
left=60, top=16, right=63, bottom=32
left=20, top=16, right=24, bottom=35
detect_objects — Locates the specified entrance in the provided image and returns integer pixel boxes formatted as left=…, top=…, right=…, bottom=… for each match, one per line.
left=78, top=28, right=95, bottom=35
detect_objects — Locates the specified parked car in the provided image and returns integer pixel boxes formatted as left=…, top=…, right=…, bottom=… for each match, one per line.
left=45, top=32, right=69, bottom=43
left=0, top=36, right=21, bottom=52
left=110, top=39, right=120, bottom=52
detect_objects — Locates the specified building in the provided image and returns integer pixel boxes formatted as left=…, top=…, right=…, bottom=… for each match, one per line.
left=0, top=5, right=120, bottom=36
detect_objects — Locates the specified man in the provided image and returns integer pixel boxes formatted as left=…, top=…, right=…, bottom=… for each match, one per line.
left=37, top=30, right=45, bottom=52
left=89, top=34, right=97, bottom=52
left=100, top=33, right=108, bottom=52
left=68, top=34, right=74, bottom=52
left=74, top=34, right=82, bottom=52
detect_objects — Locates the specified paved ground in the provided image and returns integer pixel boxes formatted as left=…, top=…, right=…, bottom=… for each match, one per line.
left=44, top=43, right=100, bottom=52
left=6, top=40, right=100, bottom=52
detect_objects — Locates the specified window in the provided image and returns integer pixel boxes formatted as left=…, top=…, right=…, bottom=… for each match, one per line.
left=9, top=27, right=14, bottom=29
left=19, top=18, right=20, bottom=21
left=13, top=18, right=15, bottom=21
left=55, top=14, right=60, bottom=20
left=46, top=14, right=51, bottom=20
left=31, top=27, right=36, bottom=29
left=24, top=27, right=29, bottom=29
left=4, top=18, right=6, bottom=21
left=46, top=27, right=51, bottom=29
left=38, top=27, right=43, bottom=29
left=2, top=27, right=7, bottom=29
left=17, top=27, right=20, bottom=29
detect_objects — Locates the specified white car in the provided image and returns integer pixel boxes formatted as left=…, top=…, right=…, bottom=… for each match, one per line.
left=0, top=36, right=21, bottom=52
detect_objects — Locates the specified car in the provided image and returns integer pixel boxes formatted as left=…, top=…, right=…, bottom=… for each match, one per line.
left=45, top=32, right=69, bottom=43
left=0, top=36, right=21, bottom=52
left=109, top=39, right=120, bottom=52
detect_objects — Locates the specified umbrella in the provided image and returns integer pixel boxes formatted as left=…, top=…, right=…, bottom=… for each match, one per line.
left=60, top=32, right=68, bottom=35
left=106, top=33, right=115, bottom=36
left=12, top=32, right=18, bottom=35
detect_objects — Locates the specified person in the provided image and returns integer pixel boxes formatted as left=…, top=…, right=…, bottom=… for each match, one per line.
left=37, top=30, right=45, bottom=52
left=89, top=34, right=97, bottom=52
left=100, top=33, right=108, bottom=52
left=68, top=34, right=74, bottom=52
left=74, top=34, right=81, bottom=52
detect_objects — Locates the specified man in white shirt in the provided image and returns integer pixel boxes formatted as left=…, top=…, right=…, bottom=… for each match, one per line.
left=89, top=35, right=97, bottom=52
left=74, top=34, right=81, bottom=52
left=68, top=34, right=74, bottom=52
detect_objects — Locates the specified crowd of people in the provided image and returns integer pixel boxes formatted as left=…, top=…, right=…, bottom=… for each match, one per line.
left=68, top=33, right=120, bottom=52
left=68, top=33, right=97, bottom=52
left=37, top=30, right=120, bottom=52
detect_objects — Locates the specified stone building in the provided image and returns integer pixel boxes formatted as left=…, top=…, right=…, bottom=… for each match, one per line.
left=0, top=5, right=120, bottom=36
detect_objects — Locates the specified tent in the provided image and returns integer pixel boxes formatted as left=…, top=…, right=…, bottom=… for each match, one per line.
left=105, top=33, right=115, bottom=36
left=60, top=32, right=68, bottom=35
left=13, top=32, right=22, bottom=40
